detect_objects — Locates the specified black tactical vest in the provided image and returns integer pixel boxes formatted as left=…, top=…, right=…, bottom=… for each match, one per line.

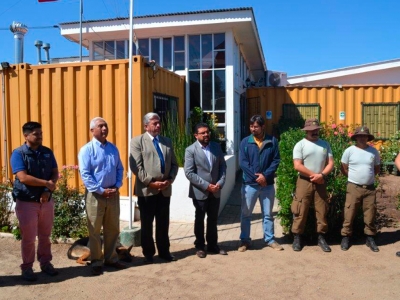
left=12, top=145, right=54, bottom=202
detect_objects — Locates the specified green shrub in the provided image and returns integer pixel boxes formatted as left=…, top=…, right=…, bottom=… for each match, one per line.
left=0, top=180, right=13, bottom=232
left=272, top=116, right=305, bottom=139
left=161, top=107, right=221, bottom=167
left=276, top=128, right=304, bottom=233
left=276, top=120, right=367, bottom=239
left=51, top=165, right=88, bottom=241
left=161, top=113, right=193, bottom=167
left=12, top=218, right=21, bottom=240
left=379, top=130, right=400, bottom=174
left=188, top=107, right=219, bottom=142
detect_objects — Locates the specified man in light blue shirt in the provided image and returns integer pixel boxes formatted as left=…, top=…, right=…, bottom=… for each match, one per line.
left=78, top=117, right=124, bottom=276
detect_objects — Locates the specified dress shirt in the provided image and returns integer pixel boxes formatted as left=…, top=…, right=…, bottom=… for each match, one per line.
left=146, top=132, right=164, bottom=155
left=198, top=141, right=212, bottom=167
left=78, top=138, right=124, bottom=194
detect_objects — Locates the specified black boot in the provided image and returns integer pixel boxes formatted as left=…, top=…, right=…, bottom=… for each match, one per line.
left=366, top=236, right=379, bottom=252
left=318, top=234, right=331, bottom=252
left=396, top=251, right=400, bottom=257
left=341, top=236, right=350, bottom=251
left=292, top=234, right=302, bottom=251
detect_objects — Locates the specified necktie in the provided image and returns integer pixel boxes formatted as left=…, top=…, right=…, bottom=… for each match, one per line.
left=153, top=137, right=165, bottom=174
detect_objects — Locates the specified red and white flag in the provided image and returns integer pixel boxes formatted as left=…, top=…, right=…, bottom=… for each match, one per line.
left=38, top=0, right=58, bottom=2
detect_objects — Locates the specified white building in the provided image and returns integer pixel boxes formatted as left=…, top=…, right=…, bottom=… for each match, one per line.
left=58, top=7, right=267, bottom=167
left=288, top=58, right=400, bottom=86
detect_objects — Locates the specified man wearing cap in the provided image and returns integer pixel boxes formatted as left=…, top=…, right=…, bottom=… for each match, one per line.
left=340, top=126, right=380, bottom=252
left=291, top=118, right=334, bottom=252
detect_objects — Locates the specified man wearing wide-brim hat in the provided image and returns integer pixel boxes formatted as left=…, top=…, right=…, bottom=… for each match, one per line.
left=340, top=126, right=381, bottom=252
left=291, top=118, right=334, bottom=252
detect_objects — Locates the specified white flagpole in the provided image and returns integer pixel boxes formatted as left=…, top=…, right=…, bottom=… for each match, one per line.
left=128, top=0, right=134, bottom=229
left=79, top=0, right=83, bottom=62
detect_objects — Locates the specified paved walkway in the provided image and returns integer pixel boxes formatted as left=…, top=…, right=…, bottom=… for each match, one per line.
left=127, top=175, right=286, bottom=250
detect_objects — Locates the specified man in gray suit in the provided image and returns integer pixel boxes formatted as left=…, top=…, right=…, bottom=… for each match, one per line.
left=130, top=112, right=178, bottom=263
left=184, top=122, right=227, bottom=258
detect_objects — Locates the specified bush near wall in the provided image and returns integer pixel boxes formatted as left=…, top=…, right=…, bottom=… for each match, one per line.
left=0, top=180, right=13, bottom=233
left=161, top=107, right=219, bottom=167
left=51, top=166, right=88, bottom=241
left=379, top=130, right=400, bottom=174
left=276, top=121, right=370, bottom=239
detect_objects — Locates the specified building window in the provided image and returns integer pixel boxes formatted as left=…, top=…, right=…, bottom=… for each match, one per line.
left=174, top=36, right=185, bottom=71
left=188, top=33, right=226, bottom=140
left=93, top=40, right=127, bottom=60
left=93, top=36, right=185, bottom=70
left=163, top=38, right=172, bottom=70
left=151, top=38, right=160, bottom=63
left=153, top=93, right=178, bottom=123
left=138, top=39, right=149, bottom=60
left=362, top=103, right=399, bottom=139
left=282, top=104, right=320, bottom=121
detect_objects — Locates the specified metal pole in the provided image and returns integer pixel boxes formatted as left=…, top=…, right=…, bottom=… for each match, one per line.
left=128, top=0, right=134, bottom=229
left=1, top=71, right=8, bottom=180
left=79, top=0, right=83, bottom=62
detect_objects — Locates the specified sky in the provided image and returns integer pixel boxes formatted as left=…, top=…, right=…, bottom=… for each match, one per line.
left=0, top=0, right=399, bottom=76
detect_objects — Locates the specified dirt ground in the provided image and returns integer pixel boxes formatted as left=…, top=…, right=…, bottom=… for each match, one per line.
left=1, top=176, right=400, bottom=300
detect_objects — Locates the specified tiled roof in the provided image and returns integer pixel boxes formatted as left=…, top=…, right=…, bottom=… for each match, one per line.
left=60, top=7, right=253, bottom=25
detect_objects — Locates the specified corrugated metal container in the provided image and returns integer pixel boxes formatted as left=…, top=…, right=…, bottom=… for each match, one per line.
left=246, top=85, right=400, bottom=137
left=0, top=56, right=185, bottom=196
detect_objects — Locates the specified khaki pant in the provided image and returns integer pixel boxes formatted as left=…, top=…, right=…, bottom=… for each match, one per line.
left=85, top=190, right=120, bottom=267
left=341, top=182, right=376, bottom=236
left=291, top=177, right=329, bottom=235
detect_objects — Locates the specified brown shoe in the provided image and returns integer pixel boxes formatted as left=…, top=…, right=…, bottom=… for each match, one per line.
left=104, top=261, right=127, bottom=269
left=238, top=242, right=250, bottom=252
left=267, top=241, right=284, bottom=251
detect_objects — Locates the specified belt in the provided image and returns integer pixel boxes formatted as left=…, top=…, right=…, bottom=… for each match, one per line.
left=348, top=182, right=375, bottom=189
left=299, top=175, right=311, bottom=181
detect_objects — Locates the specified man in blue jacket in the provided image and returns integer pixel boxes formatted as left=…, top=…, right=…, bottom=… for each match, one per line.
left=238, top=115, right=282, bottom=252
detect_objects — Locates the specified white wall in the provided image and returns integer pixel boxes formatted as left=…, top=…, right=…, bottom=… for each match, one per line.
left=119, top=155, right=236, bottom=223
left=288, top=68, right=400, bottom=86
left=225, top=30, right=235, bottom=156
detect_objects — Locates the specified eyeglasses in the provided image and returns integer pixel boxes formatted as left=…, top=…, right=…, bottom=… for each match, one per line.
left=197, top=131, right=209, bottom=135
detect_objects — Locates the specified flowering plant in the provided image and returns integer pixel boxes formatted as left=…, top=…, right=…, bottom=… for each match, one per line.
left=51, top=165, right=88, bottom=241
left=379, top=131, right=400, bottom=164
left=0, top=177, right=13, bottom=233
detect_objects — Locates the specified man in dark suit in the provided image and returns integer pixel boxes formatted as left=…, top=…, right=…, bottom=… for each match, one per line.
left=184, top=122, right=227, bottom=258
left=129, top=112, right=178, bottom=263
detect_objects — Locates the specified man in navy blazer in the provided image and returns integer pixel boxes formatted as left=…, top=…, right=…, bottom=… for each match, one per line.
left=184, top=122, right=227, bottom=258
